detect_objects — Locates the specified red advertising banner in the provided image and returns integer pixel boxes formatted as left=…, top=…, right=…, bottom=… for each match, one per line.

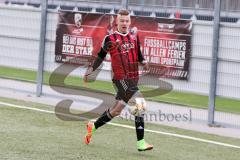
left=55, top=11, right=192, bottom=80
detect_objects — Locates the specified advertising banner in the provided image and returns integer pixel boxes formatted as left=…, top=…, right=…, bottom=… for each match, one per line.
left=55, top=11, right=192, bottom=80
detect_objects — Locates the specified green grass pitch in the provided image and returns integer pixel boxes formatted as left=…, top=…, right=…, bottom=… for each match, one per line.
left=0, top=98, right=239, bottom=160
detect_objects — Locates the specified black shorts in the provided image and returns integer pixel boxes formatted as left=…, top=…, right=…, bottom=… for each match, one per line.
left=112, top=79, right=139, bottom=103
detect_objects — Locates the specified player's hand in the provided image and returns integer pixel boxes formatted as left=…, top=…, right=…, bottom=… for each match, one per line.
left=83, top=67, right=93, bottom=83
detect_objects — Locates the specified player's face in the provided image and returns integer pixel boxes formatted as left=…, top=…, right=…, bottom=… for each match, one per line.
left=117, top=15, right=131, bottom=33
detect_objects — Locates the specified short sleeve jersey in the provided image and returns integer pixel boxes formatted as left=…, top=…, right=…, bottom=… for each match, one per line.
left=97, top=30, right=144, bottom=80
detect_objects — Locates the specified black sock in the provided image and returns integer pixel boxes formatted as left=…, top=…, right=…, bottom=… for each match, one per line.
left=94, top=109, right=113, bottom=129
left=135, top=116, right=144, bottom=141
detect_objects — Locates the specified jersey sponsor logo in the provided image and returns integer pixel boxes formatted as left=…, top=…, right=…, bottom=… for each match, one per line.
left=120, top=42, right=135, bottom=52
left=103, top=40, right=135, bottom=53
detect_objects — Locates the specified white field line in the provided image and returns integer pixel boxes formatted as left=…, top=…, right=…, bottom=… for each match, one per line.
left=0, top=101, right=240, bottom=149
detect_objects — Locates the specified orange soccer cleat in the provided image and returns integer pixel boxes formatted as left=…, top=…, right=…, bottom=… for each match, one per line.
left=85, top=122, right=96, bottom=145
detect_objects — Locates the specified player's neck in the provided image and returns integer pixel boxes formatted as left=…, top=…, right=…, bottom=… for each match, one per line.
left=115, top=30, right=129, bottom=36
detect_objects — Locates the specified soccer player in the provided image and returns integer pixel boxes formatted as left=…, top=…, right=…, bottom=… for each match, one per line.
left=84, top=9, right=153, bottom=151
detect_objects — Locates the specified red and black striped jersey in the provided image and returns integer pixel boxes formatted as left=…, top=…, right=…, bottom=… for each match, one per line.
left=92, top=30, right=144, bottom=80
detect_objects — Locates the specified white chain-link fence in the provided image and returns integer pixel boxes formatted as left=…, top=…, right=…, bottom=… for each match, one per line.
left=0, top=0, right=240, bottom=128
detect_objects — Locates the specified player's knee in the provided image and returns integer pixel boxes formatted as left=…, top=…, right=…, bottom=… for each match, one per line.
left=110, top=110, right=121, bottom=117
left=110, top=107, right=123, bottom=117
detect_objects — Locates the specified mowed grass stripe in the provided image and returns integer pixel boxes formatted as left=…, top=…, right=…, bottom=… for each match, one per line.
left=1, top=101, right=240, bottom=150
